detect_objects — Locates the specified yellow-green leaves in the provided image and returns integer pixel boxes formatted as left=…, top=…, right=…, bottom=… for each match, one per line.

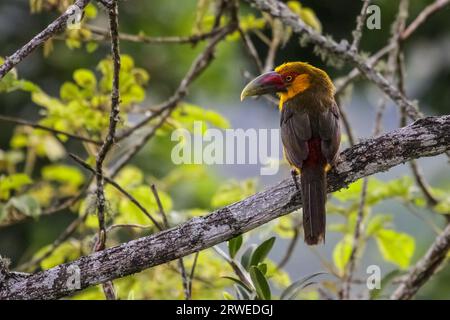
left=287, top=1, right=322, bottom=33
left=228, top=235, right=243, bottom=259
left=0, top=173, right=32, bottom=200
left=73, top=69, right=97, bottom=92
left=434, top=197, right=450, bottom=214
left=42, top=164, right=85, bottom=194
left=28, top=55, right=149, bottom=139
left=170, top=103, right=230, bottom=134
left=211, top=179, right=256, bottom=208
left=333, top=177, right=414, bottom=206
left=7, top=195, right=41, bottom=218
left=35, top=241, right=82, bottom=269
left=250, top=266, right=271, bottom=300
left=333, top=234, right=353, bottom=274
left=250, top=237, right=276, bottom=267
left=374, top=229, right=415, bottom=269
left=117, top=185, right=172, bottom=225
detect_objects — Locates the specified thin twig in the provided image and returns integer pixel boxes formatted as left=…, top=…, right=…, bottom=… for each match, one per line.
left=150, top=184, right=190, bottom=300
left=276, top=228, right=299, bottom=270
left=342, top=178, right=368, bottom=299
left=238, top=28, right=264, bottom=72
left=93, top=1, right=121, bottom=256
left=401, top=0, right=450, bottom=40
left=86, top=24, right=225, bottom=45
left=69, top=153, right=163, bottom=230
left=350, top=0, right=371, bottom=52
left=150, top=184, right=170, bottom=229
left=110, top=111, right=172, bottom=175
left=17, top=211, right=89, bottom=272
left=106, top=223, right=152, bottom=233
left=263, top=18, right=283, bottom=72
left=188, top=251, right=200, bottom=299
left=0, top=115, right=101, bottom=145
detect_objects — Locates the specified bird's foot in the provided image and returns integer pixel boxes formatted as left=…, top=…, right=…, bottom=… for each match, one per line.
left=290, top=169, right=300, bottom=191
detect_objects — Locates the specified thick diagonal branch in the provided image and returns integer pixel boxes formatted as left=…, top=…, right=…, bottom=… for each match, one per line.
left=1, top=115, right=449, bottom=300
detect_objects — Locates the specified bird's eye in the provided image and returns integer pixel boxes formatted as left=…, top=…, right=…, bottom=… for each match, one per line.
left=285, top=75, right=293, bottom=82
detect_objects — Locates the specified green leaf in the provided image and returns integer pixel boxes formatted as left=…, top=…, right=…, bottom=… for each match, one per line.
left=115, top=166, right=144, bottom=188
left=228, top=235, right=243, bottom=259
left=84, top=3, right=97, bottom=19
left=223, top=292, right=235, bottom=300
left=234, top=284, right=251, bottom=300
left=434, top=197, right=450, bottom=214
left=249, top=266, right=271, bottom=300
left=86, top=42, right=99, bottom=53
left=333, top=235, right=353, bottom=274
left=250, top=237, right=276, bottom=267
left=257, top=263, right=267, bottom=275
left=35, top=241, right=80, bottom=269
left=0, top=173, right=33, bottom=199
left=0, top=203, right=6, bottom=222
left=366, top=214, right=393, bottom=236
left=73, top=69, right=97, bottom=91
left=280, top=272, right=327, bottom=300
left=375, top=229, right=415, bottom=269
left=222, top=276, right=252, bottom=292
left=60, top=82, right=82, bottom=101
left=211, top=180, right=256, bottom=208
left=241, top=245, right=256, bottom=271
left=8, top=195, right=41, bottom=218
left=42, top=164, right=84, bottom=188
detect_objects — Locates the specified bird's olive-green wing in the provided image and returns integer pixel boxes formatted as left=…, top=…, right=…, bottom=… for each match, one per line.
left=318, top=100, right=341, bottom=164
left=280, top=105, right=311, bottom=169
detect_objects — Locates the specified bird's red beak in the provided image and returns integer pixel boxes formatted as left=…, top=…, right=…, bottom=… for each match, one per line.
left=240, top=71, right=287, bottom=101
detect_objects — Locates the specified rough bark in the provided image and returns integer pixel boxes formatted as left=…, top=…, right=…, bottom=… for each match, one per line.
left=1, top=115, right=449, bottom=300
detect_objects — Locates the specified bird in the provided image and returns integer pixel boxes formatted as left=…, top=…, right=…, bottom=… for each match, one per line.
left=241, top=62, right=341, bottom=245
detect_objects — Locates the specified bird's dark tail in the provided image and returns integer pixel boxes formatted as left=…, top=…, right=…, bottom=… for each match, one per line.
left=300, top=161, right=327, bottom=245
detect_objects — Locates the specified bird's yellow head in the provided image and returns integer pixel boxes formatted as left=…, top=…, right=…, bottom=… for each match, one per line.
left=240, top=62, right=335, bottom=106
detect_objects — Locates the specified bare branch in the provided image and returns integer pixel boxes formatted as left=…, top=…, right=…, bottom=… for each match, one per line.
left=0, top=0, right=91, bottom=80
left=2, top=115, right=449, bottom=300
left=69, top=154, right=163, bottom=230
left=350, top=0, right=371, bottom=52
left=0, top=115, right=101, bottom=145
left=401, top=0, right=450, bottom=40
left=87, top=24, right=225, bottom=45
left=93, top=0, right=120, bottom=254
left=341, top=178, right=368, bottom=299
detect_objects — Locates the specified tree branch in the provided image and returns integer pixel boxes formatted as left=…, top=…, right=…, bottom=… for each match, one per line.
left=401, top=0, right=450, bottom=40
left=0, top=115, right=101, bottom=145
left=1, top=115, right=449, bottom=300
left=0, top=0, right=91, bottom=80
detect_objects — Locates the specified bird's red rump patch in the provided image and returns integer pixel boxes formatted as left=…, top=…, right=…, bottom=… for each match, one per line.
left=305, top=138, right=326, bottom=167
